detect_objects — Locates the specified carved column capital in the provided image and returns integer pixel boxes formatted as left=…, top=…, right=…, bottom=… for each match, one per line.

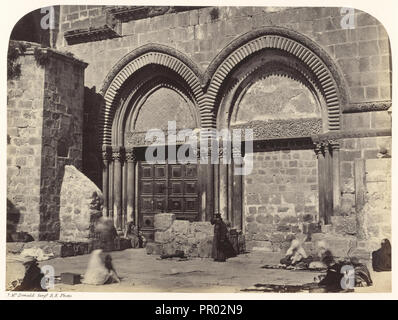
left=232, top=146, right=243, bottom=163
left=125, top=148, right=137, bottom=162
left=328, top=140, right=340, bottom=150
left=102, top=145, right=112, bottom=162
left=313, top=142, right=324, bottom=156
left=112, top=146, right=125, bottom=162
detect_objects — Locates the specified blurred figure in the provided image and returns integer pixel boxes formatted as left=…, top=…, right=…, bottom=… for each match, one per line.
left=13, top=256, right=46, bottom=291
left=372, top=238, right=391, bottom=272
left=280, top=239, right=308, bottom=266
left=83, top=249, right=120, bottom=285
left=95, top=217, right=118, bottom=252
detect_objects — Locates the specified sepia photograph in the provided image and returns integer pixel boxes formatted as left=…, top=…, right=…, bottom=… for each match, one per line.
left=3, top=1, right=394, bottom=296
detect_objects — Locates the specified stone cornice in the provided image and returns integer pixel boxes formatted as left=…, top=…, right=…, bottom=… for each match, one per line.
left=64, top=25, right=121, bottom=45
left=344, top=101, right=392, bottom=113
left=311, top=128, right=391, bottom=142
left=105, top=6, right=207, bottom=23
left=10, top=40, right=88, bottom=68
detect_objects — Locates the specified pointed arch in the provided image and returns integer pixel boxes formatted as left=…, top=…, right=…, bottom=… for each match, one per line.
left=205, top=27, right=348, bottom=131
left=99, top=44, right=205, bottom=146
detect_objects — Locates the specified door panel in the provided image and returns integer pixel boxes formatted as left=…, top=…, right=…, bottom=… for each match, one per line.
left=137, top=162, right=199, bottom=242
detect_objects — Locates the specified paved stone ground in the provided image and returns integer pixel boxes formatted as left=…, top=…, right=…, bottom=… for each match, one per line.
left=16, top=249, right=388, bottom=293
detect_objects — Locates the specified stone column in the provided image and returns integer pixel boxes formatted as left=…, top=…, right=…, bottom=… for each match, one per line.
left=205, top=150, right=214, bottom=222
left=213, top=144, right=220, bottom=217
left=232, top=147, right=243, bottom=230
left=330, top=140, right=341, bottom=215
left=324, top=142, right=333, bottom=225
left=126, top=148, right=136, bottom=225
left=102, top=145, right=111, bottom=217
left=219, top=145, right=228, bottom=220
left=112, top=146, right=124, bottom=231
left=314, top=142, right=326, bottom=225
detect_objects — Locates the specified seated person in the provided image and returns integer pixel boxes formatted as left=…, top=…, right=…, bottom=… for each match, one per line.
left=124, top=221, right=141, bottom=248
left=280, top=239, right=308, bottom=266
left=83, top=249, right=120, bottom=285
left=372, top=238, right=391, bottom=272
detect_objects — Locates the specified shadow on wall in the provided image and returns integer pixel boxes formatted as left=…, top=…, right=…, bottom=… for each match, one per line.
left=82, top=86, right=104, bottom=189
left=38, top=160, right=65, bottom=241
left=7, top=199, right=21, bottom=241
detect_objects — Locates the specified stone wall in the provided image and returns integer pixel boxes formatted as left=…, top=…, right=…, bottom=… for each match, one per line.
left=7, top=41, right=87, bottom=240
left=362, top=158, right=391, bottom=241
left=39, top=47, right=86, bottom=240
left=57, top=6, right=391, bottom=104
left=339, top=135, right=391, bottom=216
left=7, top=51, right=45, bottom=240
left=147, top=213, right=214, bottom=257
left=59, top=165, right=104, bottom=242
left=244, top=149, right=319, bottom=251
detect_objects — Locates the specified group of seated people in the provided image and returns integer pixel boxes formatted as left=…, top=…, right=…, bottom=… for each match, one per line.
left=279, top=237, right=391, bottom=292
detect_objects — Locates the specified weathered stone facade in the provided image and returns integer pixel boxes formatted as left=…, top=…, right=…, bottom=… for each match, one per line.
left=59, top=165, right=104, bottom=242
left=7, top=6, right=392, bottom=255
left=7, top=41, right=87, bottom=240
left=244, top=149, right=319, bottom=251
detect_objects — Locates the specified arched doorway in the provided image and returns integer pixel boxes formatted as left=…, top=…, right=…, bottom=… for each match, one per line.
left=212, top=29, right=346, bottom=250
left=99, top=47, right=203, bottom=241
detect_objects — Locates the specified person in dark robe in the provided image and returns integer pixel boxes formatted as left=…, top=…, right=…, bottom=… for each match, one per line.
left=372, top=239, right=391, bottom=272
left=13, top=257, right=46, bottom=292
left=317, top=251, right=345, bottom=292
left=211, top=214, right=236, bottom=262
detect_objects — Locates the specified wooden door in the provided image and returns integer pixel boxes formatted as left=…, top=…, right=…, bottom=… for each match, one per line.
left=138, top=162, right=199, bottom=242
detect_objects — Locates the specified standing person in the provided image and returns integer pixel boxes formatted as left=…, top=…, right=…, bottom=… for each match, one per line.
left=211, top=214, right=236, bottom=262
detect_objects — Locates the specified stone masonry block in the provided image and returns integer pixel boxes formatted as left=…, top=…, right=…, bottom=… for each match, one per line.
left=154, top=213, right=176, bottom=231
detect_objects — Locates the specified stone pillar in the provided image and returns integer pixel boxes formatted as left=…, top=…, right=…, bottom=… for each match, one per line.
left=330, top=140, right=341, bottom=215
left=126, top=148, right=136, bottom=225
left=324, top=142, right=333, bottom=224
left=213, top=146, right=220, bottom=217
left=315, top=142, right=326, bottom=224
left=205, top=151, right=214, bottom=222
left=122, top=158, right=127, bottom=229
left=112, top=146, right=124, bottom=231
left=102, top=145, right=111, bottom=217
left=196, top=148, right=206, bottom=222
left=219, top=145, right=228, bottom=220
left=232, top=147, right=243, bottom=230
